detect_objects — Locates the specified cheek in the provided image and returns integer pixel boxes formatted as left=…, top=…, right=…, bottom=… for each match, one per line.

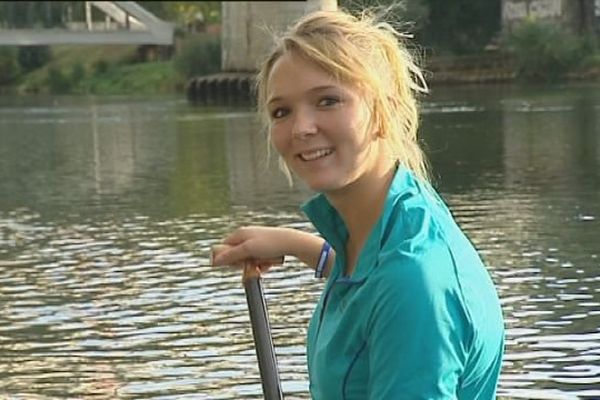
left=270, top=127, right=288, bottom=155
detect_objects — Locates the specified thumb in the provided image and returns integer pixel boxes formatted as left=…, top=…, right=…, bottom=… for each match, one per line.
left=242, top=262, right=262, bottom=282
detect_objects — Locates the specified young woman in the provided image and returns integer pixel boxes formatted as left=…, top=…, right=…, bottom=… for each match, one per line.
left=212, top=9, right=504, bottom=399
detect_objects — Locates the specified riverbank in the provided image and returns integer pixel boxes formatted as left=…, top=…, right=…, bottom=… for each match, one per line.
left=185, top=52, right=600, bottom=104
left=7, top=45, right=184, bottom=95
left=6, top=45, right=600, bottom=97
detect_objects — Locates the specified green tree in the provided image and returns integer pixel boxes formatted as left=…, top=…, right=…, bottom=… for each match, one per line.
left=70, top=62, right=85, bottom=84
left=340, top=0, right=501, bottom=54
left=0, top=2, right=214, bottom=29
left=174, top=34, right=221, bottom=79
left=420, top=0, right=500, bottom=54
left=17, top=46, right=51, bottom=73
left=505, top=20, right=584, bottom=81
left=0, top=2, right=67, bottom=28
left=137, top=2, right=220, bottom=25
left=341, top=0, right=429, bottom=32
left=47, top=66, right=71, bottom=93
left=0, top=47, right=20, bottom=85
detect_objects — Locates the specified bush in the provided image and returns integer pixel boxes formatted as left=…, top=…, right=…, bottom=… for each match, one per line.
left=17, top=46, right=51, bottom=73
left=70, top=62, right=85, bottom=83
left=504, top=20, right=584, bottom=81
left=44, top=63, right=86, bottom=94
left=47, top=66, right=72, bottom=93
left=0, top=47, right=21, bottom=85
left=92, top=59, right=110, bottom=75
left=174, top=33, right=220, bottom=79
left=85, top=61, right=177, bottom=94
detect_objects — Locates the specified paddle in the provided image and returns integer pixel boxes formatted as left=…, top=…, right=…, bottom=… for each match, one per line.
left=212, top=245, right=284, bottom=400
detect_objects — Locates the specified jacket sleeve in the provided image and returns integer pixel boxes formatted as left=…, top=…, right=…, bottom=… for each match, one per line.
left=366, top=250, right=470, bottom=399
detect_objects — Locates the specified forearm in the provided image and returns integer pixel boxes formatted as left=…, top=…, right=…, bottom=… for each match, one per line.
left=279, top=228, right=335, bottom=277
left=213, top=225, right=335, bottom=277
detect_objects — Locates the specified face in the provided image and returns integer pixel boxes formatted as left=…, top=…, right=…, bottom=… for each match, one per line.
left=266, top=52, right=386, bottom=193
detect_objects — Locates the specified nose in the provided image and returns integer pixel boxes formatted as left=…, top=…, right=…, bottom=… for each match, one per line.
left=291, top=107, right=317, bottom=139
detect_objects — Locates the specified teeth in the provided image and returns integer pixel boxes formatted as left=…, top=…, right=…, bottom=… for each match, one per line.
left=300, top=149, right=332, bottom=161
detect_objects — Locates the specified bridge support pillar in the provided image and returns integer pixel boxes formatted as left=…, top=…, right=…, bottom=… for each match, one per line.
left=221, top=0, right=337, bottom=72
left=188, top=0, right=336, bottom=104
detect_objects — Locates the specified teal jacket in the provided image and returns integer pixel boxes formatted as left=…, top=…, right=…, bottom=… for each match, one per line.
left=301, top=166, right=504, bottom=399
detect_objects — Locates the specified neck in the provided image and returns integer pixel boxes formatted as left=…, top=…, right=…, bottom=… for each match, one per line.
left=326, top=158, right=396, bottom=249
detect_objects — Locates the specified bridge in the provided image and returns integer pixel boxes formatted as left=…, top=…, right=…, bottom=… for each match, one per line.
left=0, top=1, right=174, bottom=46
left=0, top=0, right=338, bottom=104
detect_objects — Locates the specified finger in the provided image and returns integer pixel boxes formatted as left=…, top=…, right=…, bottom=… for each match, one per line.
left=211, top=244, right=230, bottom=263
left=222, top=227, right=251, bottom=246
left=211, top=243, right=251, bottom=266
left=211, top=243, right=284, bottom=266
left=211, top=244, right=236, bottom=266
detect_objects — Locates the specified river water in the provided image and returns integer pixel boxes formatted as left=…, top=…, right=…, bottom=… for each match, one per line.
left=0, top=83, right=599, bottom=399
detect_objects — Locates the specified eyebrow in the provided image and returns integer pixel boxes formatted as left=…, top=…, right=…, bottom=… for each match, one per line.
left=267, top=85, right=340, bottom=105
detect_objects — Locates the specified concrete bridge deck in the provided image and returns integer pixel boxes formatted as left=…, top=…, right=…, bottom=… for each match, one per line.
left=0, top=1, right=174, bottom=46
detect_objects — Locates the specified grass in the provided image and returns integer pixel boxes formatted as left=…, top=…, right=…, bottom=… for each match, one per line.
left=18, top=45, right=184, bottom=94
left=83, top=60, right=180, bottom=94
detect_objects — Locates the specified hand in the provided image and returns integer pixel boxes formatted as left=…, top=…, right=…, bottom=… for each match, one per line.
left=211, top=226, right=290, bottom=273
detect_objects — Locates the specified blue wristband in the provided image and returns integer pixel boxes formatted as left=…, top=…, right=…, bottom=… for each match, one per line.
left=314, top=241, right=331, bottom=279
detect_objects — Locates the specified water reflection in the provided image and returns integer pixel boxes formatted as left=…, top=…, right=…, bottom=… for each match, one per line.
left=0, top=85, right=599, bottom=398
left=0, top=210, right=316, bottom=399
left=224, top=115, right=312, bottom=211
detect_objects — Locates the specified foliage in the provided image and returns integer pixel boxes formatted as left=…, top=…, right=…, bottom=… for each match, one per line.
left=341, top=0, right=429, bottom=32
left=504, top=20, right=584, bottom=81
left=419, top=0, right=500, bottom=54
left=46, top=66, right=71, bottom=93
left=0, top=47, right=20, bottom=85
left=0, top=1, right=220, bottom=30
left=92, top=59, right=110, bottom=76
left=137, top=1, right=221, bottom=25
left=14, top=45, right=118, bottom=93
left=0, top=0, right=499, bottom=55
left=340, top=0, right=501, bottom=54
left=46, top=61, right=88, bottom=93
left=0, top=2, right=70, bottom=28
left=174, top=34, right=221, bottom=79
left=70, top=62, right=85, bottom=83
left=83, top=61, right=179, bottom=94
left=34, top=58, right=177, bottom=95
left=17, top=46, right=51, bottom=73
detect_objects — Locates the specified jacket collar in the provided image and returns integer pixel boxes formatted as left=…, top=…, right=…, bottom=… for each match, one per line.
left=301, top=165, right=420, bottom=282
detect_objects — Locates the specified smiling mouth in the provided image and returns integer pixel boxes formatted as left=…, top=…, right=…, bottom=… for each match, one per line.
left=298, top=148, right=333, bottom=161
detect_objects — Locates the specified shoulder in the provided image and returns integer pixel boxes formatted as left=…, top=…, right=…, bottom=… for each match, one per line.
left=380, top=184, right=449, bottom=262
left=366, top=231, right=472, bottom=357
left=373, top=187, right=462, bottom=301
left=380, top=167, right=453, bottom=254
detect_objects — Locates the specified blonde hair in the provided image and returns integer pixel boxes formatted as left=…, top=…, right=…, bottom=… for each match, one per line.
left=256, top=9, right=430, bottom=183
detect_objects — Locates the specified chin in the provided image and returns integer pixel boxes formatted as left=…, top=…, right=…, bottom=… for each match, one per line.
left=303, top=178, right=343, bottom=193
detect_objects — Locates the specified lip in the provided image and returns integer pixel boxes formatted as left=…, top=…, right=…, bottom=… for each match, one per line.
left=296, top=147, right=334, bottom=162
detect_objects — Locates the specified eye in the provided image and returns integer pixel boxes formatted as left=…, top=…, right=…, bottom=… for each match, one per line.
left=318, top=96, right=341, bottom=107
left=271, top=107, right=289, bottom=119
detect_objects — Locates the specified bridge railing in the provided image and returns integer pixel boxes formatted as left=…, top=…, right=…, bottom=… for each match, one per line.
left=65, top=21, right=147, bottom=32
left=0, top=1, right=174, bottom=46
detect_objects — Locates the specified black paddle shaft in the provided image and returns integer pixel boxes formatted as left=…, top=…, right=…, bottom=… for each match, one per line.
left=244, top=274, right=284, bottom=400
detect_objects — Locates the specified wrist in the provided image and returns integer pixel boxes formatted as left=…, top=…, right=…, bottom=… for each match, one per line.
left=314, top=240, right=332, bottom=279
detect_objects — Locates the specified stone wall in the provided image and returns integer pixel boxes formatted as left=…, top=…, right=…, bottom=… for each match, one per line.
left=502, top=0, right=599, bottom=34
left=502, top=0, right=565, bottom=30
